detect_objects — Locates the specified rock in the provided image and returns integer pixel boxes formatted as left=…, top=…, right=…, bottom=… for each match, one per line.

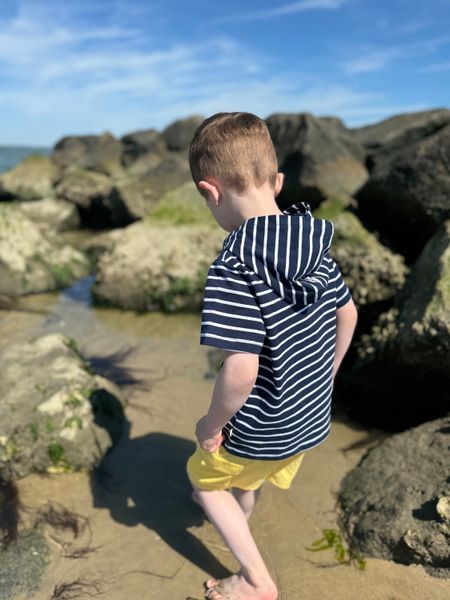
left=161, top=115, right=204, bottom=152
left=338, top=416, right=450, bottom=578
left=18, top=196, right=80, bottom=231
left=120, top=128, right=167, bottom=167
left=145, top=181, right=216, bottom=226
left=54, top=166, right=133, bottom=228
left=0, top=204, right=90, bottom=295
left=120, top=149, right=165, bottom=177
left=325, top=210, right=408, bottom=307
left=437, top=497, right=450, bottom=524
left=343, top=221, right=450, bottom=429
left=113, top=154, right=192, bottom=220
left=82, top=230, right=119, bottom=267
left=91, top=220, right=224, bottom=311
left=310, top=195, right=356, bottom=219
left=355, top=123, right=450, bottom=263
left=266, top=112, right=368, bottom=206
left=52, top=131, right=124, bottom=176
left=54, top=153, right=192, bottom=226
left=0, top=333, right=127, bottom=481
left=0, top=155, right=58, bottom=201
left=125, top=147, right=191, bottom=181
left=392, top=219, right=450, bottom=372
left=350, top=108, right=450, bottom=170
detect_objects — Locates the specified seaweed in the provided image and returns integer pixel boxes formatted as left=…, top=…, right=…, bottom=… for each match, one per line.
left=305, top=527, right=366, bottom=570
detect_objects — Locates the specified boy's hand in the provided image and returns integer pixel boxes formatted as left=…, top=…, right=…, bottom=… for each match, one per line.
left=195, top=415, right=224, bottom=452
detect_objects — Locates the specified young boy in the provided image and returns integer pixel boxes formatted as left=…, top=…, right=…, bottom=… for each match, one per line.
left=186, top=112, right=358, bottom=600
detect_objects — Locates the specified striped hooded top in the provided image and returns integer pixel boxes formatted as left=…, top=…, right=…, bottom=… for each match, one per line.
left=200, top=201, right=353, bottom=460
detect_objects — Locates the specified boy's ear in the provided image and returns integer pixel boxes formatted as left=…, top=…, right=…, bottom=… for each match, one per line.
left=274, top=172, right=284, bottom=197
left=198, top=178, right=221, bottom=203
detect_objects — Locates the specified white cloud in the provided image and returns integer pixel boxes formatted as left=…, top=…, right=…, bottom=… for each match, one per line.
left=341, top=35, right=450, bottom=74
left=343, top=49, right=400, bottom=74
left=211, top=0, right=348, bottom=22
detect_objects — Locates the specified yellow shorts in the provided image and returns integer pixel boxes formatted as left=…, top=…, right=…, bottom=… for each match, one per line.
left=186, top=443, right=305, bottom=491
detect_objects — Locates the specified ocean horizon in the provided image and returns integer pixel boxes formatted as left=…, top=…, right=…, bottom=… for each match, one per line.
left=0, top=145, right=51, bottom=174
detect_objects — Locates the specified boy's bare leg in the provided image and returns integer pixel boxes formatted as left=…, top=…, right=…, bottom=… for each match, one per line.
left=230, top=487, right=262, bottom=520
left=192, top=486, right=262, bottom=521
left=193, top=486, right=278, bottom=600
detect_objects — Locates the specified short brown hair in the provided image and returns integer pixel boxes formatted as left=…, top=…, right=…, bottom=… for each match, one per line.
left=188, top=112, right=278, bottom=196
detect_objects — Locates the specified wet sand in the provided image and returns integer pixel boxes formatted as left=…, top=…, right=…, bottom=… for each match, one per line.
left=3, top=279, right=449, bottom=600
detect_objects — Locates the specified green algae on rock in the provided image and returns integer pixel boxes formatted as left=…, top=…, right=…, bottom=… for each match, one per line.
left=18, top=196, right=80, bottom=231
left=0, top=333, right=127, bottom=481
left=91, top=220, right=224, bottom=312
left=0, top=155, right=57, bottom=201
left=327, top=210, right=409, bottom=306
left=0, top=205, right=89, bottom=296
left=145, top=181, right=216, bottom=226
left=341, top=221, right=450, bottom=429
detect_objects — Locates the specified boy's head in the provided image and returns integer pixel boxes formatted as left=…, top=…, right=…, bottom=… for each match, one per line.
left=188, top=112, right=280, bottom=200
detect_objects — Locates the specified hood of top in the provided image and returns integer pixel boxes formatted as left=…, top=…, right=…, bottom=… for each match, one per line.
left=221, top=201, right=334, bottom=308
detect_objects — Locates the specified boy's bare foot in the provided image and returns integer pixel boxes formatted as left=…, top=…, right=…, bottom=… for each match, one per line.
left=204, top=572, right=277, bottom=599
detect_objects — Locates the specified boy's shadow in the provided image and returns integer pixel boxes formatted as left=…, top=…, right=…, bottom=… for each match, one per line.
left=89, top=421, right=232, bottom=580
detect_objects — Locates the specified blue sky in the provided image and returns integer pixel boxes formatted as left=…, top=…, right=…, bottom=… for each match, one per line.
left=0, top=0, right=449, bottom=147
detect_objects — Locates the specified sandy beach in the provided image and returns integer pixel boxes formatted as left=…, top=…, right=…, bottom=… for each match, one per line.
left=3, top=284, right=448, bottom=600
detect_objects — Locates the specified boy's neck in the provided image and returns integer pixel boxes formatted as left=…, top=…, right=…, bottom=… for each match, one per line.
left=226, top=188, right=284, bottom=231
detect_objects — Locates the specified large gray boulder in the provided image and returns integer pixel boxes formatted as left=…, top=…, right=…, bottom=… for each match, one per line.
left=392, top=219, right=450, bottom=371
left=350, top=108, right=450, bottom=170
left=120, top=128, right=167, bottom=167
left=0, top=155, right=58, bottom=201
left=91, top=217, right=224, bottom=311
left=114, top=154, right=192, bottom=218
left=161, top=115, right=204, bottom=152
left=54, top=153, right=192, bottom=226
left=341, top=220, right=450, bottom=429
left=355, top=122, right=450, bottom=262
left=338, top=416, right=450, bottom=578
left=266, top=113, right=368, bottom=206
left=54, top=166, right=134, bottom=228
left=0, top=204, right=90, bottom=295
left=0, top=333, right=127, bottom=481
left=52, top=131, right=124, bottom=176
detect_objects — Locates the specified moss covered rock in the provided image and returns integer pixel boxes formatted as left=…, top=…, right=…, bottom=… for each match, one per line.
left=343, top=220, right=450, bottom=429
left=145, top=181, right=216, bottom=226
left=0, top=204, right=89, bottom=295
left=0, top=333, right=127, bottom=481
left=0, top=155, right=58, bottom=201
left=18, top=196, right=80, bottom=231
left=326, top=210, right=408, bottom=306
left=91, top=219, right=225, bottom=311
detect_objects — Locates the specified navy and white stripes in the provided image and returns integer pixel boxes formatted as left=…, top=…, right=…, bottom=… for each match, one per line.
left=200, top=201, right=353, bottom=460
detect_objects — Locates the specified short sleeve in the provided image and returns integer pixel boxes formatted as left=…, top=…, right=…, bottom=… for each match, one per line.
left=199, top=260, right=266, bottom=354
left=327, top=254, right=353, bottom=308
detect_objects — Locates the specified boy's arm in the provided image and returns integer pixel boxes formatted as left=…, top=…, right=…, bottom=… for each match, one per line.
left=196, top=351, right=259, bottom=452
left=332, top=298, right=358, bottom=380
